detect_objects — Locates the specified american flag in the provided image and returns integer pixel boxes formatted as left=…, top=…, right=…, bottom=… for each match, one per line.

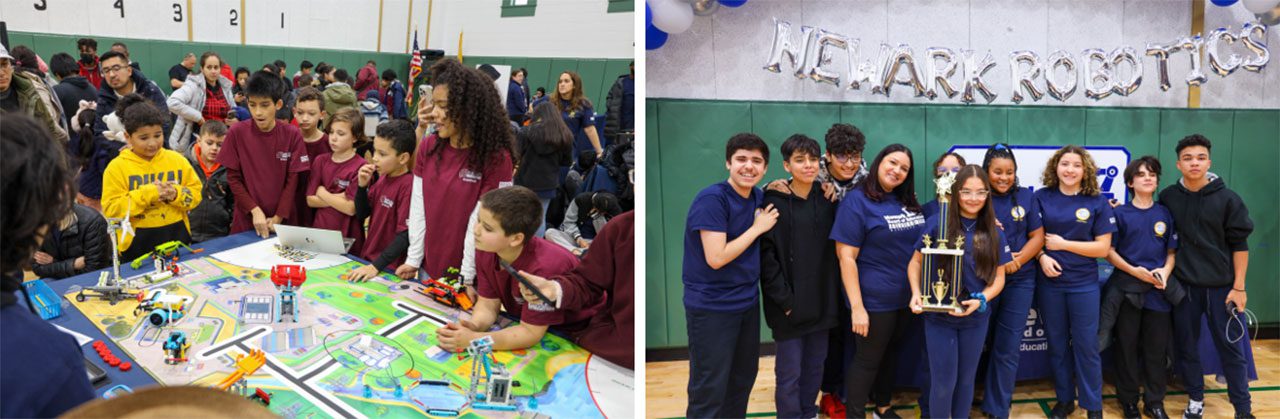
left=408, top=30, right=422, bottom=82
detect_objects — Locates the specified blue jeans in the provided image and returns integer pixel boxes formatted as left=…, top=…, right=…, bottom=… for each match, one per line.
left=1036, top=283, right=1103, bottom=410
left=1174, top=284, right=1251, bottom=414
left=980, top=277, right=1036, bottom=417
left=536, top=196, right=551, bottom=238
left=775, top=329, right=829, bottom=418
left=685, top=306, right=760, bottom=419
left=925, top=318, right=989, bottom=419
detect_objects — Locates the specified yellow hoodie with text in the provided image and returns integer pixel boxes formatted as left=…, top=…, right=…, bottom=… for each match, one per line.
left=102, top=148, right=203, bottom=252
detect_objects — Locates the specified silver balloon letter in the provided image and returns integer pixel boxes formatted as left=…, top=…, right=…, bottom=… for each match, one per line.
left=809, top=29, right=850, bottom=86
left=1176, top=36, right=1208, bottom=86
left=1009, top=50, right=1044, bottom=103
left=1044, top=50, right=1078, bottom=102
left=1240, top=22, right=1270, bottom=72
left=1082, top=49, right=1113, bottom=100
left=880, top=44, right=927, bottom=97
left=1110, top=47, right=1142, bottom=96
left=960, top=50, right=998, bottom=104
left=925, top=47, right=959, bottom=100
left=1207, top=27, right=1242, bottom=76
left=1146, top=43, right=1178, bottom=91
left=763, top=18, right=817, bottom=80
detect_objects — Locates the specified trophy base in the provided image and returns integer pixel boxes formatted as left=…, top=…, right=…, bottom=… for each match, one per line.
left=919, top=304, right=962, bottom=313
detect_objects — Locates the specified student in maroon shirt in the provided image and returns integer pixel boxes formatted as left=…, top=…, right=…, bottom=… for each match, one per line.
left=216, top=70, right=310, bottom=237
left=519, top=211, right=635, bottom=369
left=436, top=186, right=585, bottom=351
left=348, top=120, right=417, bottom=281
left=397, top=59, right=515, bottom=296
left=294, top=87, right=331, bottom=227
left=307, top=108, right=366, bottom=254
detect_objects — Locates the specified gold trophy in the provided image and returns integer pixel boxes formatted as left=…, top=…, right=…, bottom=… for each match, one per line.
left=919, top=172, right=964, bottom=313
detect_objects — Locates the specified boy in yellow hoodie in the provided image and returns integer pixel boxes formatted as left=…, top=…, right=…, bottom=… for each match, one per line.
left=102, top=94, right=203, bottom=261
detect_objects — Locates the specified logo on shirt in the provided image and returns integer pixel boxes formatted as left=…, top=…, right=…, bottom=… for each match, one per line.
left=885, top=209, right=925, bottom=232
left=336, top=179, right=351, bottom=189
left=1011, top=205, right=1026, bottom=221
left=513, top=293, right=556, bottom=312
left=1154, top=221, right=1167, bottom=237
left=277, top=151, right=293, bottom=162
left=300, top=155, right=310, bottom=163
left=380, top=196, right=395, bottom=208
left=459, top=169, right=482, bottom=183
left=1075, top=208, right=1090, bottom=223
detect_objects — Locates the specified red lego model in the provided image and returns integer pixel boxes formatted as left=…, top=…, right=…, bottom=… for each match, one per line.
left=271, top=265, right=307, bottom=322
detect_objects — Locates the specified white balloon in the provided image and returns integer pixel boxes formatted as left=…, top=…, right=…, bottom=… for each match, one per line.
left=649, top=0, right=695, bottom=34
left=1241, top=0, right=1280, bottom=14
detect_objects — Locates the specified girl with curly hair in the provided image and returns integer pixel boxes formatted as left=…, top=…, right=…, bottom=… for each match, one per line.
left=1033, top=145, right=1116, bottom=419
left=397, top=59, right=515, bottom=295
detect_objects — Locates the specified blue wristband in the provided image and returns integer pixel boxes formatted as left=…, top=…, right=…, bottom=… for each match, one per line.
left=969, top=292, right=988, bottom=313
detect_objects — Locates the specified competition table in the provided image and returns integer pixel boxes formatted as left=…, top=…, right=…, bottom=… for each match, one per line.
left=28, top=231, right=632, bottom=418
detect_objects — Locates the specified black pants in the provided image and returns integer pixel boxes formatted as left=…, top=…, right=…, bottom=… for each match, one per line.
left=846, top=309, right=911, bottom=418
left=685, top=305, right=760, bottom=419
left=822, top=300, right=851, bottom=397
left=1114, top=302, right=1171, bottom=406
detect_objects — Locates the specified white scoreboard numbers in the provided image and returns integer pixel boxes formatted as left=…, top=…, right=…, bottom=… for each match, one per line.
left=2, top=0, right=410, bottom=52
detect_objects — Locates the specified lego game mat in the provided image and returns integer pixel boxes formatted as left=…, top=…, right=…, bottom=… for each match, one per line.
left=65, top=237, right=633, bottom=418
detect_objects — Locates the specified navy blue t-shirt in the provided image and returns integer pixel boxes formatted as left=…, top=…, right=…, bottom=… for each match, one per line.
left=830, top=189, right=926, bottom=312
left=1, top=299, right=96, bottom=417
left=1034, top=187, right=1118, bottom=289
left=562, top=104, right=598, bottom=158
left=922, top=199, right=940, bottom=220
left=991, top=187, right=1043, bottom=282
left=1113, top=202, right=1178, bottom=312
left=914, top=215, right=1013, bottom=327
left=683, top=181, right=764, bottom=312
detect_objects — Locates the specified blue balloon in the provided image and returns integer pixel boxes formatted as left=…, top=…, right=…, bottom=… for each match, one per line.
left=719, top=0, right=748, bottom=7
left=647, top=24, right=669, bottom=50
left=647, top=3, right=669, bottom=50
left=1211, top=0, right=1238, bottom=5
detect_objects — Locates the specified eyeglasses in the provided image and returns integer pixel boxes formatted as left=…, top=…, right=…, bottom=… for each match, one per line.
left=0, top=61, right=12, bottom=71
left=831, top=153, right=860, bottom=165
left=100, top=64, right=128, bottom=75
left=936, top=166, right=962, bottom=175
left=958, top=189, right=989, bottom=199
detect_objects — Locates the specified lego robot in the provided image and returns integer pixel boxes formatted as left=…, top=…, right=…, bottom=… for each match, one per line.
left=466, top=336, right=516, bottom=411
left=271, top=265, right=307, bottom=322
left=163, top=331, right=190, bottom=364
left=134, top=289, right=192, bottom=327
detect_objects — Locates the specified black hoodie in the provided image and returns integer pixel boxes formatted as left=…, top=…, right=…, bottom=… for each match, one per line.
left=53, top=76, right=97, bottom=129
left=759, top=183, right=840, bottom=341
left=1158, top=173, right=1253, bottom=288
left=514, top=125, right=572, bottom=192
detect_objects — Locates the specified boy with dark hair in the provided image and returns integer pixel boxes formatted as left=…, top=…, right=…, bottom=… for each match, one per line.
left=820, top=123, right=868, bottom=200
left=50, top=52, right=98, bottom=130
left=348, top=120, right=417, bottom=281
left=435, top=186, right=586, bottom=351
left=1159, top=134, right=1255, bottom=419
left=186, top=121, right=234, bottom=243
left=293, top=60, right=314, bottom=88
left=683, top=133, right=779, bottom=418
left=322, top=69, right=357, bottom=129
left=760, top=134, right=840, bottom=419
left=217, top=70, right=310, bottom=238
left=76, top=37, right=102, bottom=88
left=2, top=114, right=96, bottom=417
left=380, top=69, right=407, bottom=120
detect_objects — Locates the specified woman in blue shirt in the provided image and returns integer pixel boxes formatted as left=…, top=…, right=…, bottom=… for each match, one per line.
left=1105, top=156, right=1177, bottom=419
left=922, top=152, right=965, bottom=219
left=979, top=143, right=1045, bottom=419
left=550, top=71, right=603, bottom=160
left=830, top=144, right=926, bottom=419
left=908, top=164, right=1011, bottom=419
left=1034, top=145, right=1116, bottom=419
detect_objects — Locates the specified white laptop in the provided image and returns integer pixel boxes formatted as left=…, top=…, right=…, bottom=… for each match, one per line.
left=274, top=224, right=351, bottom=255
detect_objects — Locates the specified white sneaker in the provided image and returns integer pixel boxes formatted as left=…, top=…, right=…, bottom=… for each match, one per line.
left=1183, top=399, right=1204, bottom=419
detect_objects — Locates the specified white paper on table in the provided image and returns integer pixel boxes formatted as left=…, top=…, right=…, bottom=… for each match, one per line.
left=208, top=237, right=351, bottom=271
left=55, top=323, right=94, bottom=347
